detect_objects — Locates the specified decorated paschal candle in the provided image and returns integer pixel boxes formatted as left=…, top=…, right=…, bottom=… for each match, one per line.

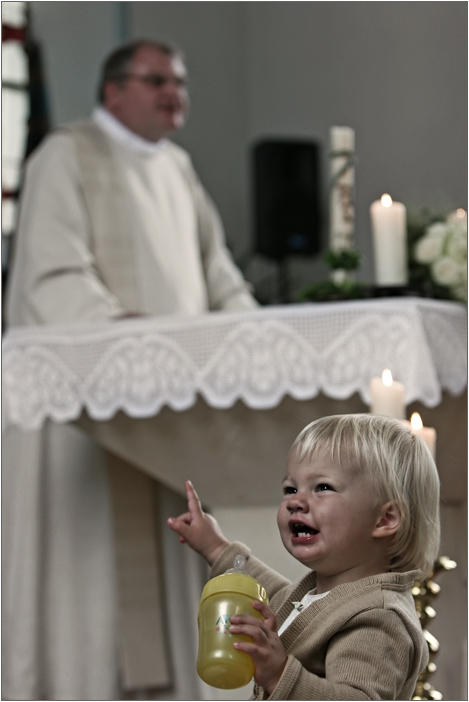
left=329, top=126, right=355, bottom=251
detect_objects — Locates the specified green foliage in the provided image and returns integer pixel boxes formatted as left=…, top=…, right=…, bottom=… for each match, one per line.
left=298, top=247, right=364, bottom=302
left=298, top=279, right=370, bottom=302
left=323, top=248, right=361, bottom=270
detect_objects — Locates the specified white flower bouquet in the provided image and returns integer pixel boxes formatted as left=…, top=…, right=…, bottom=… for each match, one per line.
left=408, top=211, right=467, bottom=303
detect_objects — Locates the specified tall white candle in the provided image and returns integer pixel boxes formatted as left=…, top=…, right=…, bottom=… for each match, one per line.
left=370, top=369, right=405, bottom=419
left=329, top=126, right=355, bottom=250
left=403, top=412, right=437, bottom=459
left=370, top=194, right=408, bottom=286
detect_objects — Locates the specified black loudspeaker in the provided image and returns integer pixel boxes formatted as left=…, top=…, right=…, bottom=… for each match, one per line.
left=253, top=139, right=321, bottom=260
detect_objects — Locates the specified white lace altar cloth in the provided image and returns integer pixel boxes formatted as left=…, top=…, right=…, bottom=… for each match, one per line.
left=2, top=298, right=467, bottom=432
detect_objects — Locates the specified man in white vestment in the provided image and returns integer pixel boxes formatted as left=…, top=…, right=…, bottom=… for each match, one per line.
left=3, top=39, right=257, bottom=701
left=6, top=39, right=257, bottom=323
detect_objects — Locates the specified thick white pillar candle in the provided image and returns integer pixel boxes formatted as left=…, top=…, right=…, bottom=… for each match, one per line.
left=329, top=126, right=355, bottom=250
left=370, top=194, right=408, bottom=286
left=403, top=412, right=437, bottom=459
left=370, top=369, right=405, bottom=419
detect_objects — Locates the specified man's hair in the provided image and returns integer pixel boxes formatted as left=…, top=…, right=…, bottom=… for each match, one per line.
left=97, top=38, right=185, bottom=103
left=291, top=414, right=440, bottom=577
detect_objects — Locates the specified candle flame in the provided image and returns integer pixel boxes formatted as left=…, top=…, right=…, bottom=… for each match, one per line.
left=382, top=369, right=393, bottom=386
left=410, top=412, right=423, bottom=430
left=381, top=194, right=393, bottom=208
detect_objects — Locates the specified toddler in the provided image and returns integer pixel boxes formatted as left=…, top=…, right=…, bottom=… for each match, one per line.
left=167, top=414, right=440, bottom=700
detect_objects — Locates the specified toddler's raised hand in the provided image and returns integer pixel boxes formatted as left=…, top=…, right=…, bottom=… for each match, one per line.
left=229, top=600, right=287, bottom=695
left=167, top=480, right=230, bottom=566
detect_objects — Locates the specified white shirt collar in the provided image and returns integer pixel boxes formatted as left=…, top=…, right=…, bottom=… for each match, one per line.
left=92, top=106, right=168, bottom=156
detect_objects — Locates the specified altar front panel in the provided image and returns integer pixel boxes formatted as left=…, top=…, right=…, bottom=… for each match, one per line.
left=77, top=390, right=466, bottom=506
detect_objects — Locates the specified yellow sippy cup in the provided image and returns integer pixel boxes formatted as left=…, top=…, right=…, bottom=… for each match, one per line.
left=196, top=555, right=269, bottom=689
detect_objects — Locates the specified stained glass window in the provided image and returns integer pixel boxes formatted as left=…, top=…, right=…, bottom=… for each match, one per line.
left=2, top=1, right=29, bottom=273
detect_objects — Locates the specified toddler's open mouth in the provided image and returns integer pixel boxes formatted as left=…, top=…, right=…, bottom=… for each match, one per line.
left=289, top=522, right=319, bottom=538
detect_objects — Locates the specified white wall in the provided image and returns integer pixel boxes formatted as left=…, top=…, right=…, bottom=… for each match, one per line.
left=29, top=2, right=124, bottom=123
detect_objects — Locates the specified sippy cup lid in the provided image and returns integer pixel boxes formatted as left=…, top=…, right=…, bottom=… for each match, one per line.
left=199, top=555, right=269, bottom=606
left=223, top=555, right=250, bottom=575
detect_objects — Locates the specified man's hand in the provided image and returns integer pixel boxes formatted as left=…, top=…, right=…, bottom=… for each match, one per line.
left=167, top=480, right=230, bottom=566
left=229, top=600, right=287, bottom=694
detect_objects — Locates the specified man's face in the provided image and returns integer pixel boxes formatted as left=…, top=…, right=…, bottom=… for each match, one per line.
left=104, top=45, right=189, bottom=142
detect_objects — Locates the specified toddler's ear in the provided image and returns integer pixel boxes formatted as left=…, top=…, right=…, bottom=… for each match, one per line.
left=372, top=501, right=401, bottom=538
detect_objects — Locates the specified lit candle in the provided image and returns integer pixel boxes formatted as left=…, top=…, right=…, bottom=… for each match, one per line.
left=404, top=412, right=437, bottom=459
left=329, top=126, right=355, bottom=250
left=370, top=369, right=405, bottom=419
left=370, top=194, right=408, bottom=286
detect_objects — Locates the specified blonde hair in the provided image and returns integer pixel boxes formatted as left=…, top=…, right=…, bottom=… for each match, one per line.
left=291, top=414, right=440, bottom=577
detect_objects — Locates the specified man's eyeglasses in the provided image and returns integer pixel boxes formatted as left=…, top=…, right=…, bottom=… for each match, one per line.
left=121, top=73, right=189, bottom=90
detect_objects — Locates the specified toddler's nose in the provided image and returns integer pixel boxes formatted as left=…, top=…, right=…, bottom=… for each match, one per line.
left=287, top=493, right=308, bottom=513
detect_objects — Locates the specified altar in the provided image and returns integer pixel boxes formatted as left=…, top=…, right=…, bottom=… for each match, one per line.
left=2, top=297, right=467, bottom=701
left=3, top=297, right=467, bottom=502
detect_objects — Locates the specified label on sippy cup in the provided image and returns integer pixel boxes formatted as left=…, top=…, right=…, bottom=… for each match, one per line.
left=215, top=613, right=231, bottom=634
left=215, top=610, right=252, bottom=636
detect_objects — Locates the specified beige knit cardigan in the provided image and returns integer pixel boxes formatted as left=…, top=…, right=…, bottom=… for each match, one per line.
left=211, top=542, right=427, bottom=700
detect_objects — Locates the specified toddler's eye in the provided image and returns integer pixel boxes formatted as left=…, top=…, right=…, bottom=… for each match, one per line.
left=316, top=483, right=333, bottom=491
left=283, top=486, right=297, bottom=495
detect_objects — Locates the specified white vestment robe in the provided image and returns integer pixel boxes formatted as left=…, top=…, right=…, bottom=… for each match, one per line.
left=3, top=109, right=257, bottom=701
